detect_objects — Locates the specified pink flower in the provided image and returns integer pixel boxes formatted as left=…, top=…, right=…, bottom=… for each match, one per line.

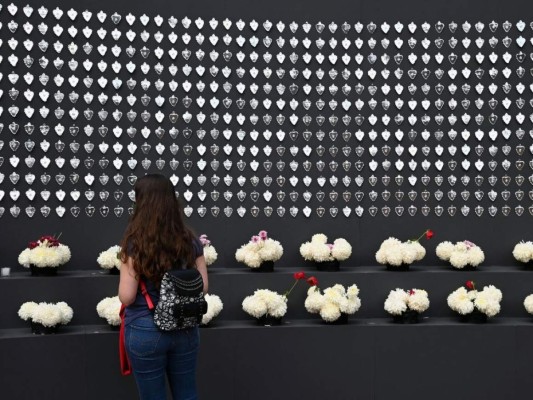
left=464, top=240, right=475, bottom=249
left=326, top=243, right=334, bottom=250
left=259, top=230, right=268, bottom=240
left=251, top=236, right=260, bottom=243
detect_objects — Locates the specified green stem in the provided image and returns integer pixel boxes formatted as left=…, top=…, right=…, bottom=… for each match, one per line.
left=411, top=229, right=428, bottom=243
left=284, top=280, right=300, bottom=297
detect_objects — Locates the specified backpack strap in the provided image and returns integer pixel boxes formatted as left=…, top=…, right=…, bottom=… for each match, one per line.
left=139, top=280, right=155, bottom=310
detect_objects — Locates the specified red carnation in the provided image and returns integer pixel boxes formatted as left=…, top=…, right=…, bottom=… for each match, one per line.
left=307, top=276, right=318, bottom=286
left=425, top=230, right=434, bottom=240
left=465, top=281, right=475, bottom=290
left=28, top=241, right=38, bottom=249
left=293, top=271, right=306, bottom=280
left=409, top=289, right=416, bottom=295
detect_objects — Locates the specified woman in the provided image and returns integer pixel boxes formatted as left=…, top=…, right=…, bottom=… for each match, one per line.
left=119, top=174, right=208, bottom=400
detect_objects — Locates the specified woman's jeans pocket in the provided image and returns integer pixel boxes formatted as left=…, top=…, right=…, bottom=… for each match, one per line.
left=126, top=318, right=162, bottom=357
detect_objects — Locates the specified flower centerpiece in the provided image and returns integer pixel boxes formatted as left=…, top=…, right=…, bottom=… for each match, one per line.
left=200, top=235, right=218, bottom=266
left=96, top=296, right=122, bottom=328
left=436, top=240, right=485, bottom=270
left=97, top=245, right=122, bottom=274
left=513, top=241, right=533, bottom=267
left=524, top=294, right=533, bottom=317
left=235, top=230, right=283, bottom=271
left=18, top=301, right=74, bottom=334
left=299, top=234, right=352, bottom=271
left=305, top=283, right=361, bottom=324
left=384, top=288, right=430, bottom=323
left=447, top=281, right=502, bottom=322
left=375, top=229, right=432, bottom=271
left=201, top=294, right=224, bottom=326
left=242, top=271, right=312, bottom=325
left=18, top=235, right=71, bottom=276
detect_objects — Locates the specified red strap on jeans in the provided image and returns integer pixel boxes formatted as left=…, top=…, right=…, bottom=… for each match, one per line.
left=139, top=280, right=155, bottom=310
left=119, top=304, right=131, bottom=376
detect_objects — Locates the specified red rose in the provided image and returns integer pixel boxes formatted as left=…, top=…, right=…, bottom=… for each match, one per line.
left=465, top=281, right=475, bottom=290
left=293, top=271, right=306, bottom=280
left=28, top=241, right=38, bottom=249
left=307, top=276, right=318, bottom=286
left=425, top=230, right=434, bottom=240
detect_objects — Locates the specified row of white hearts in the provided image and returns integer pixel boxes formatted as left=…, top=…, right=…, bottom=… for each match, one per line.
left=0, top=4, right=530, bottom=35
left=2, top=184, right=531, bottom=203
left=3, top=23, right=533, bottom=50
left=0, top=204, right=529, bottom=219
left=6, top=137, right=532, bottom=156
left=2, top=153, right=529, bottom=173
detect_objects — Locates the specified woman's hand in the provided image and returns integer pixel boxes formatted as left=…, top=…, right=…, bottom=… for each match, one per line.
left=118, top=257, right=139, bottom=305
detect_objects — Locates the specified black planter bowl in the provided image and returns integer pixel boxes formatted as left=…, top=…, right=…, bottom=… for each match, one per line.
left=107, top=267, right=120, bottom=275
left=315, top=260, right=340, bottom=271
left=452, top=265, right=478, bottom=271
left=392, top=310, right=420, bottom=324
left=31, top=322, right=59, bottom=334
left=459, top=309, right=488, bottom=323
left=30, top=265, right=59, bottom=276
left=386, top=264, right=410, bottom=271
left=257, top=315, right=283, bottom=326
left=251, top=261, right=275, bottom=272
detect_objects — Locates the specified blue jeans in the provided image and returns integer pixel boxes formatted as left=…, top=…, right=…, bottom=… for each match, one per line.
left=125, top=316, right=199, bottom=400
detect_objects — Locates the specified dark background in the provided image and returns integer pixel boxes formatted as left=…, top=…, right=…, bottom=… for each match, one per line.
left=0, top=0, right=532, bottom=271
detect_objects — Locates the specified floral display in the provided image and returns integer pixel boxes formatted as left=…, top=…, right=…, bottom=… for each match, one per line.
left=299, top=234, right=352, bottom=262
left=305, top=283, right=361, bottom=322
left=18, top=301, right=74, bottom=328
left=235, top=230, right=283, bottom=269
left=242, top=271, right=313, bottom=321
left=201, top=294, right=224, bottom=325
left=18, top=235, right=71, bottom=269
left=375, top=229, right=432, bottom=268
left=447, top=281, right=502, bottom=317
left=524, top=294, right=533, bottom=315
left=97, top=245, right=122, bottom=271
left=436, top=240, right=485, bottom=269
left=384, top=288, right=430, bottom=316
left=513, top=241, right=533, bottom=264
left=200, top=235, right=218, bottom=266
left=96, top=296, right=122, bottom=326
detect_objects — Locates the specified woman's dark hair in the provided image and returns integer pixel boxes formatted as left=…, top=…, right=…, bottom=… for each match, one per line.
left=120, top=174, right=196, bottom=284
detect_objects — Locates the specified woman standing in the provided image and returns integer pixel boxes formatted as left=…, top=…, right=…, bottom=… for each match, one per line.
left=119, top=174, right=208, bottom=400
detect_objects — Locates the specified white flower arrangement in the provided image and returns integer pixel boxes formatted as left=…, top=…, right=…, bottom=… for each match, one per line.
left=202, top=294, right=224, bottom=325
left=513, top=241, right=533, bottom=263
left=235, top=230, right=283, bottom=269
left=299, top=234, right=352, bottom=262
left=97, top=245, right=122, bottom=270
left=96, top=296, right=122, bottom=326
left=242, top=289, right=287, bottom=319
left=384, top=288, right=430, bottom=316
left=447, top=282, right=502, bottom=317
left=524, top=294, right=533, bottom=314
left=436, top=240, right=485, bottom=269
left=18, top=235, right=71, bottom=268
left=304, top=284, right=361, bottom=322
left=375, top=238, right=426, bottom=267
left=200, top=235, right=218, bottom=266
left=18, top=301, right=74, bottom=327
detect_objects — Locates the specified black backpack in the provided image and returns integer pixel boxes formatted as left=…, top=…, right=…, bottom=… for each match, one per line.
left=141, top=268, right=208, bottom=331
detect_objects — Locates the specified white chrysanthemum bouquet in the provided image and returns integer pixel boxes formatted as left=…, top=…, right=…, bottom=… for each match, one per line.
left=201, top=294, right=224, bottom=326
left=96, top=296, right=122, bottom=327
left=305, top=283, right=361, bottom=323
left=97, top=245, right=122, bottom=273
left=375, top=229, right=432, bottom=270
left=448, top=281, right=502, bottom=319
left=300, top=234, right=352, bottom=270
left=235, top=230, right=283, bottom=270
left=524, top=294, right=533, bottom=315
left=18, top=301, right=74, bottom=333
left=384, top=288, right=430, bottom=323
left=513, top=241, right=533, bottom=264
left=242, top=271, right=313, bottom=325
left=436, top=240, right=485, bottom=269
left=200, top=235, right=218, bottom=266
left=18, top=235, right=71, bottom=274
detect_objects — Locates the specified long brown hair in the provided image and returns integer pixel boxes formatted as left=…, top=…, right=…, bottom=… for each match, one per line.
left=120, top=174, right=196, bottom=284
